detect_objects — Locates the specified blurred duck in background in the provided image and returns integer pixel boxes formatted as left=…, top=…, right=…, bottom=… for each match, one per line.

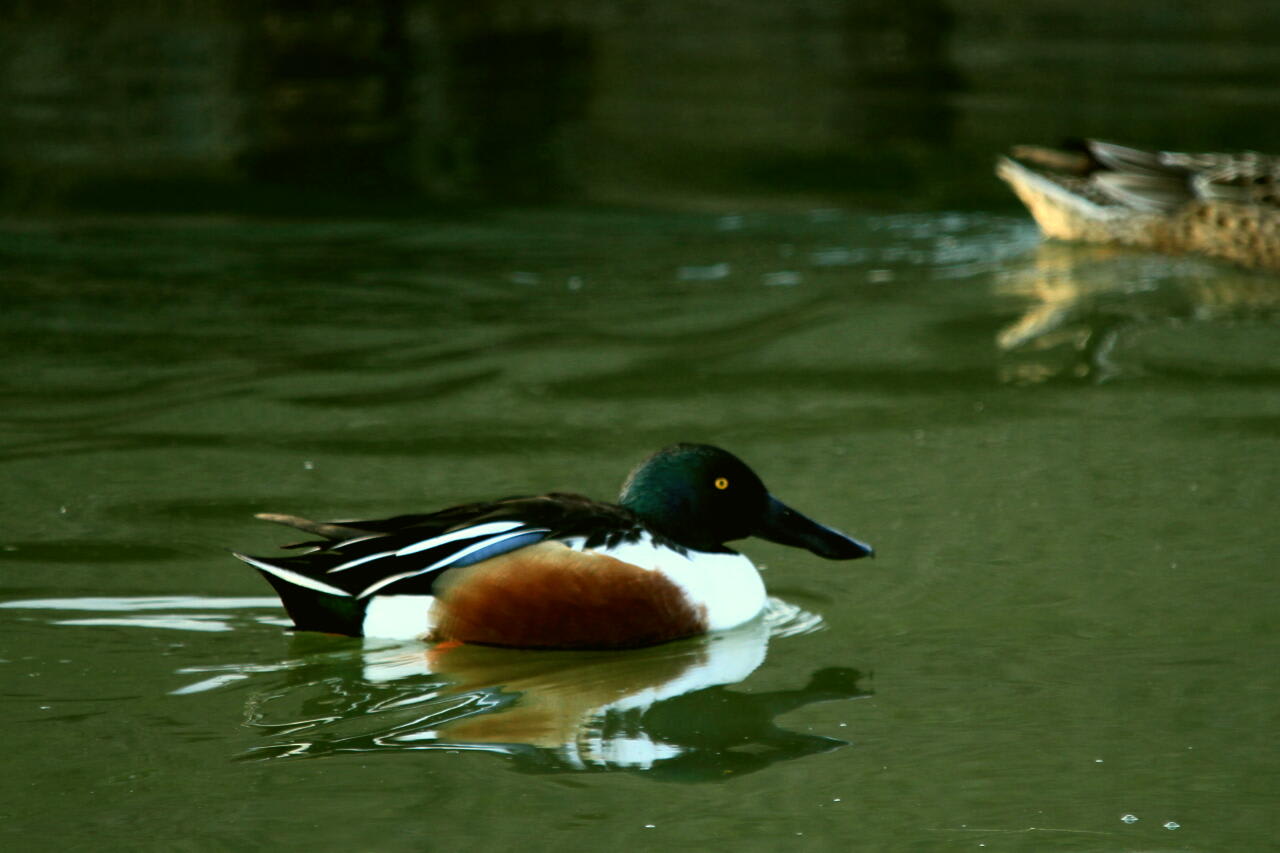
left=998, top=139, right=1280, bottom=272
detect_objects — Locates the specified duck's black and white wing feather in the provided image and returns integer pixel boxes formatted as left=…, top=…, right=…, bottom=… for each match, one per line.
left=234, top=494, right=651, bottom=635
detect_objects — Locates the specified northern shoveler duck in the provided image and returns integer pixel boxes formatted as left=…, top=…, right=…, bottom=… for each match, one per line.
left=997, top=139, right=1280, bottom=271
left=235, top=443, right=873, bottom=650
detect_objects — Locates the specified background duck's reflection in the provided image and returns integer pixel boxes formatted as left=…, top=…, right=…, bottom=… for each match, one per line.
left=994, top=243, right=1280, bottom=384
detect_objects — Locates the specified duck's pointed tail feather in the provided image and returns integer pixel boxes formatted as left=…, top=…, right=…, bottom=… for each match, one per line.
left=234, top=552, right=368, bottom=635
left=253, top=512, right=371, bottom=541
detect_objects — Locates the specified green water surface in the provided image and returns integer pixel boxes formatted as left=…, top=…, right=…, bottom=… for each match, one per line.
left=1, top=206, right=1278, bottom=851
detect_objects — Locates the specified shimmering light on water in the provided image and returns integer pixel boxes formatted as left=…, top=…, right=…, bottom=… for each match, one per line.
left=2, top=205, right=1276, bottom=852
left=5, top=1, right=1280, bottom=845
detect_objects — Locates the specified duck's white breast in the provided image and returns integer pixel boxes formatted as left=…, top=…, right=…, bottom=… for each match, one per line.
left=572, top=533, right=767, bottom=632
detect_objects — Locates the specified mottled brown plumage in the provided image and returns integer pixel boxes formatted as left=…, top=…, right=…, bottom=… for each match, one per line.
left=998, top=140, right=1280, bottom=272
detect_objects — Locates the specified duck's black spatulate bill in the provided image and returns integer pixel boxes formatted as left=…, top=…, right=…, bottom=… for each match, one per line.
left=755, top=495, right=874, bottom=560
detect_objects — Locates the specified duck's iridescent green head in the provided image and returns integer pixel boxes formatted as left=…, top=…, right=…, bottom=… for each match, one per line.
left=618, top=443, right=874, bottom=558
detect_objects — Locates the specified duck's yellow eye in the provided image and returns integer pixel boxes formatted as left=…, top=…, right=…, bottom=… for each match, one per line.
left=714, top=477, right=729, bottom=490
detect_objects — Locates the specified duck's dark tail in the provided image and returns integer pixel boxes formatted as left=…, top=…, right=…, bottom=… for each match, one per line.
left=234, top=552, right=368, bottom=636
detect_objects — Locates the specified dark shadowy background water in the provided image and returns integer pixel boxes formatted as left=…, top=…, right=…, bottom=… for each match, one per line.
left=5, top=0, right=1280, bottom=214
left=2, top=3, right=1279, bottom=852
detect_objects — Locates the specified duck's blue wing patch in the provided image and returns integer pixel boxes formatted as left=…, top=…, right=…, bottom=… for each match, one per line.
left=444, top=529, right=553, bottom=569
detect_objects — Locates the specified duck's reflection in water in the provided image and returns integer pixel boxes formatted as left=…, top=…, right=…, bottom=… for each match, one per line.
left=994, top=242, right=1280, bottom=384
left=240, top=601, right=871, bottom=779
